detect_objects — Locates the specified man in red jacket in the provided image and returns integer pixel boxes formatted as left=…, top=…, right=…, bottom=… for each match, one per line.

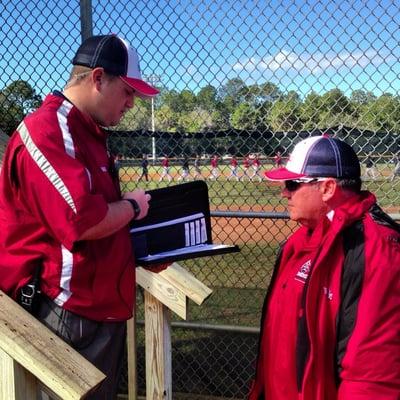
left=249, top=135, right=400, bottom=400
left=0, top=34, right=159, bottom=399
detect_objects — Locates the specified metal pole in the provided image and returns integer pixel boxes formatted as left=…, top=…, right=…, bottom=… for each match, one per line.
left=143, top=74, right=161, bottom=164
left=136, top=319, right=260, bottom=334
left=151, top=97, right=156, bottom=163
left=80, top=0, right=93, bottom=41
left=151, top=97, right=155, bottom=133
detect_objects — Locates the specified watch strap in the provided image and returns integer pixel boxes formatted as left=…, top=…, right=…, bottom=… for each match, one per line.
left=126, top=199, right=141, bottom=220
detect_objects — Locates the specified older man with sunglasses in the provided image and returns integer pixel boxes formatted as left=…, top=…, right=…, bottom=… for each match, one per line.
left=248, top=136, right=400, bottom=400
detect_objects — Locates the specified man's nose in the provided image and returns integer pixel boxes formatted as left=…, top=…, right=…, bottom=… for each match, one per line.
left=281, top=187, right=290, bottom=198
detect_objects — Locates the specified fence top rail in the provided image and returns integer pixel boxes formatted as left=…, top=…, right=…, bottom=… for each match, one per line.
left=211, top=211, right=289, bottom=219
left=211, top=211, right=400, bottom=221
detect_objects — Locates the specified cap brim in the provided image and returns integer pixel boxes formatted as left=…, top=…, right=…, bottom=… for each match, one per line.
left=264, top=167, right=306, bottom=181
left=120, top=77, right=160, bottom=98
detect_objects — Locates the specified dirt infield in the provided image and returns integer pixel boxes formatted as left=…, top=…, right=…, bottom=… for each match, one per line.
left=210, top=204, right=296, bottom=245
left=120, top=168, right=267, bottom=182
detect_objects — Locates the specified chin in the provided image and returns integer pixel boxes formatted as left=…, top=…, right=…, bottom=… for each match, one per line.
left=95, top=118, right=113, bottom=128
left=105, top=120, right=119, bottom=127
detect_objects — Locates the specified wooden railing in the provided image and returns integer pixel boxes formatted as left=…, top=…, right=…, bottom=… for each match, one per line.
left=0, top=291, right=105, bottom=400
left=0, top=262, right=212, bottom=400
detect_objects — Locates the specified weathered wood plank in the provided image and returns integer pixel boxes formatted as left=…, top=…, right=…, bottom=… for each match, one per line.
left=158, top=262, right=213, bottom=305
left=137, top=267, right=187, bottom=319
left=0, top=291, right=105, bottom=400
left=144, top=291, right=172, bottom=400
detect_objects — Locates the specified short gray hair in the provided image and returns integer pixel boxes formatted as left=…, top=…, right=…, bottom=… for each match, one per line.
left=336, top=178, right=362, bottom=193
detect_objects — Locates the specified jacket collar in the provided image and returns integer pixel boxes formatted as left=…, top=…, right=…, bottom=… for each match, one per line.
left=329, top=191, right=376, bottom=233
left=47, top=92, right=107, bottom=141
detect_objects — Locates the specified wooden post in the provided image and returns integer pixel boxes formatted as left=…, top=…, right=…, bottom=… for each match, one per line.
left=144, top=291, right=172, bottom=400
left=127, top=306, right=137, bottom=400
left=137, top=267, right=187, bottom=319
left=0, top=347, right=37, bottom=399
left=135, top=263, right=213, bottom=399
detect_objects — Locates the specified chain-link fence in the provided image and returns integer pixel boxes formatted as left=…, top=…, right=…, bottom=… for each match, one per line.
left=1, top=1, right=400, bottom=398
left=0, top=130, right=8, bottom=167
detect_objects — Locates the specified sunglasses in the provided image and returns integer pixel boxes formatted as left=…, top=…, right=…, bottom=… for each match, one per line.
left=284, top=178, right=326, bottom=192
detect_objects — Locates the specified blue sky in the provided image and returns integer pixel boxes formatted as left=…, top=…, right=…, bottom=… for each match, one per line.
left=1, top=0, right=399, bottom=99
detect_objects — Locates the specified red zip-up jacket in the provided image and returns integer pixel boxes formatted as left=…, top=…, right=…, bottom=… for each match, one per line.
left=249, top=192, right=400, bottom=399
left=0, top=93, right=135, bottom=321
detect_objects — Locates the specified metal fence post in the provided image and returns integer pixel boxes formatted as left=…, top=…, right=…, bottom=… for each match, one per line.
left=79, top=0, right=93, bottom=41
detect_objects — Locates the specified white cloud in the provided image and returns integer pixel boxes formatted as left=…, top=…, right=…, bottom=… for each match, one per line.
left=233, top=49, right=393, bottom=75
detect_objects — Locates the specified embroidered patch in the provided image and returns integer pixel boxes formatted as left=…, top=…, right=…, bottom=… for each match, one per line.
left=295, top=259, right=311, bottom=283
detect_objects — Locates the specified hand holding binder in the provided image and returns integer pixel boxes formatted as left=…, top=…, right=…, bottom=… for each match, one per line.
left=130, top=181, right=239, bottom=265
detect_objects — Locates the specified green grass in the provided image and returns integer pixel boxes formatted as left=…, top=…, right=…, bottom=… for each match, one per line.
left=120, top=166, right=283, bottom=208
left=120, top=164, right=400, bottom=212
left=362, top=178, right=400, bottom=210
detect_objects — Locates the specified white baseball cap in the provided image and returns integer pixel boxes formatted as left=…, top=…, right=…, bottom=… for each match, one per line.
left=265, top=136, right=361, bottom=181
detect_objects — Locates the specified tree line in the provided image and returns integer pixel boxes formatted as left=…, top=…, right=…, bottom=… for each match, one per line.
left=118, top=78, right=400, bottom=135
left=1, top=78, right=399, bottom=136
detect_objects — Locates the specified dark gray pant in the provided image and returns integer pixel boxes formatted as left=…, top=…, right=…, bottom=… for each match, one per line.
left=36, top=297, right=126, bottom=400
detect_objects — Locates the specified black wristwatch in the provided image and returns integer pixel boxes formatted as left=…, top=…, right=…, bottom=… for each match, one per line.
left=126, top=199, right=141, bottom=220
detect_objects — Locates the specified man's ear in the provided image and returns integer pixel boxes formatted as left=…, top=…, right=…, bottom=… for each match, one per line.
left=320, top=178, right=337, bottom=202
left=91, top=68, right=104, bottom=89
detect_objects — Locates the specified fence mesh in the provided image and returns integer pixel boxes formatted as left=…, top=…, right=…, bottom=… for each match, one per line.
left=1, top=1, right=400, bottom=398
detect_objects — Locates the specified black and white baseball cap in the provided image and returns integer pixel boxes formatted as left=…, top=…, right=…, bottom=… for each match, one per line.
left=72, top=34, right=159, bottom=98
left=265, top=135, right=361, bottom=180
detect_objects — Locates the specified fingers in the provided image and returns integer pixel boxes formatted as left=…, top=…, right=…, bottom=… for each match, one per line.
left=144, top=262, right=171, bottom=273
left=135, top=191, right=151, bottom=220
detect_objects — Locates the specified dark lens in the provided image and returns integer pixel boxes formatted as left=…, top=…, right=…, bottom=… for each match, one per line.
left=285, top=180, right=301, bottom=192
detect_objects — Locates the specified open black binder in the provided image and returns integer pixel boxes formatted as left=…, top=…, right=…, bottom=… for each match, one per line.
left=130, top=181, right=239, bottom=265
